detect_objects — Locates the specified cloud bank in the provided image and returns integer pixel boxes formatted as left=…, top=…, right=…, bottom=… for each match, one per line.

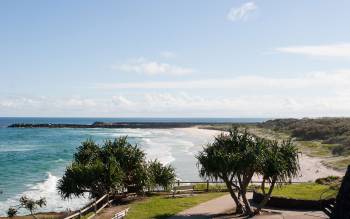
left=276, top=43, right=350, bottom=58
left=3, top=70, right=350, bottom=117
left=113, top=58, right=195, bottom=75
left=227, top=2, right=257, bottom=21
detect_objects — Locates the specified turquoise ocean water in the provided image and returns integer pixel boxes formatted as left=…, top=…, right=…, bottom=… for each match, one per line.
left=0, top=117, right=265, bottom=215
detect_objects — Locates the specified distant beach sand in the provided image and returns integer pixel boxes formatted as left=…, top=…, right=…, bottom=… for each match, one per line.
left=192, top=127, right=345, bottom=182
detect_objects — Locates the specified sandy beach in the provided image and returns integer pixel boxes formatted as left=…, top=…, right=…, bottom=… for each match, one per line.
left=197, top=127, right=346, bottom=182
left=296, top=154, right=345, bottom=181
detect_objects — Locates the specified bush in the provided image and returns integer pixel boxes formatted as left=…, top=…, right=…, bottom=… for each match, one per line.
left=332, top=145, right=347, bottom=156
left=8, top=196, right=46, bottom=219
left=7, top=207, right=17, bottom=217
left=260, top=118, right=350, bottom=154
left=58, top=137, right=176, bottom=198
left=315, top=176, right=342, bottom=185
left=147, top=159, right=176, bottom=191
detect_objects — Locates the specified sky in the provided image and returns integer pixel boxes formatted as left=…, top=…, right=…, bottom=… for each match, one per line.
left=1, top=0, right=350, bottom=117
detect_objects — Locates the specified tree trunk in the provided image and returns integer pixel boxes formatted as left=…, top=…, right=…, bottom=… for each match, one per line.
left=224, top=180, right=243, bottom=214
left=254, top=177, right=276, bottom=215
left=238, top=173, right=254, bottom=216
left=241, top=189, right=253, bottom=216
left=30, top=211, right=38, bottom=219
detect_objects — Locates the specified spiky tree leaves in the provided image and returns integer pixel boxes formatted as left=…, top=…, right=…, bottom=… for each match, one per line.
left=7, top=207, right=17, bottom=218
left=58, top=158, right=123, bottom=198
left=58, top=137, right=148, bottom=199
left=104, top=137, right=148, bottom=193
left=8, top=196, right=46, bottom=219
left=148, top=159, right=176, bottom=191
left=255, top=139, right=300, bottom=214
left=196, top=129, right=251, bottom=213
left=196, top=128, right=300, bottom=216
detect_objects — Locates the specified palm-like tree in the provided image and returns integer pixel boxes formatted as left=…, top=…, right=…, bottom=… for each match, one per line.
left=196, top=128, right=300, bottom=216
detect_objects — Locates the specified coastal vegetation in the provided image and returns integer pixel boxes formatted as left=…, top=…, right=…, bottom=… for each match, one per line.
left=196, top=128, right=300, bottom=216
left=147, top=159, right=176, bottom=191
left=260, top=118, right=350, bottom=156
left=200, top=118, right=350, bottom=170
left=7, top=196, right=46, bottom=219
left=58, top=137, right=176, bottom=199
left=257, top=118, right=350, bottom=170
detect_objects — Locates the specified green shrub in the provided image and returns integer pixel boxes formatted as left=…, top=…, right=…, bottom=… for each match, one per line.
left=315, top=176, right=342, bottom=185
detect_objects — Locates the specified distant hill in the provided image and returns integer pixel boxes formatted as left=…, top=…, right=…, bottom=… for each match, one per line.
left=259, top=118, right=350, bottom=156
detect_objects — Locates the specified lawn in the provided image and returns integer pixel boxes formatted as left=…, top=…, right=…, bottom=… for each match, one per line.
left=125, top=192, right=227, bottom=219
left=193, top=183, right=227, bottom=192
left=258, top=183, right=338, bottom=200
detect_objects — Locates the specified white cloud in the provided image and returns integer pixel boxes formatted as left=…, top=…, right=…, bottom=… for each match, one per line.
left=95, top=70, right=350, bottom=91
left=90, top=69, right=350, bottom=117
left=112, top=95, right=133, bottom=107
left=227, top=2, right=257, bottom=22
left=4, top=70, right=350, bottom=117
left=276, top=43, right=350, bottom=58
left=113, top=58, right=195, bottom=75
left=160, top=51, right=176, bottom=59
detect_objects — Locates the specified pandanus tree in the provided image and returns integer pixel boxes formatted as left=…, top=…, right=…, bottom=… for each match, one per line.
left=58, top=139, right=123, bottom=199
left=148, top=159, right=176, bottom=191
left=196, top=128, right=299, bottom=216
left=58, top=137, right=148, bottom=199
left=104, top=137, right=148, bottom=193
left=58, top=137, right=176, bottom=199
left=254, top=139, right=300, bottom=214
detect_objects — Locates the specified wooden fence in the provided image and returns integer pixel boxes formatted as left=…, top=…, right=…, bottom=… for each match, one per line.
left=64, top=194, right=111, bottom=219
left=63, top=180, right=307, bottom=219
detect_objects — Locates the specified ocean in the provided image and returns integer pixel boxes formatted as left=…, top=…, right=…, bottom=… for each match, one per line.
left=0, top=117, right=266, bottom=215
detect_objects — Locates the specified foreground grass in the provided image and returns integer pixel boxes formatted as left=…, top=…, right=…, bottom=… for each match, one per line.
left=125, top=192, right=226, bottom=219
left=193, top=183, right=227, bottom=191
left=258, top=183, right=338, bottom=200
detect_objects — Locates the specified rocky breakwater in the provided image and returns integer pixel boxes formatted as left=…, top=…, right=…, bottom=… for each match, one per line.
left=8, top=122, right=201, bottom=129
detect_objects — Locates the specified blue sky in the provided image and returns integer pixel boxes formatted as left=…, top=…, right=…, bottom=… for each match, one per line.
left=1, top=0, right=350, bottom=117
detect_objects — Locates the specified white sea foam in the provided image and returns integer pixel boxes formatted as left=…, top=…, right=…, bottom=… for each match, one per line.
left=0, top=127, right=222, bottom=216
left=0, top=148, right=34, bottom=152
left=0, top=173, right=89, bottom=216
left=143, top=138, right=175, bottom=164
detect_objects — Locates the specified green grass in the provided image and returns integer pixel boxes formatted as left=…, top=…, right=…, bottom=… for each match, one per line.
left=257, top=183, right=338, bottom=200
left=193, top=183, right=227, bottom=191
left=125, top=192, right=226, bottom=219
left=296, top=141, right=336, bottom=157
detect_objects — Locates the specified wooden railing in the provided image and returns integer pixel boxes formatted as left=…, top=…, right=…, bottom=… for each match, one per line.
left=63, top=180, right=308, bottom=219
left=64, top=194, right=111, bottom=219
left=148, top=180, right=306, bottom=193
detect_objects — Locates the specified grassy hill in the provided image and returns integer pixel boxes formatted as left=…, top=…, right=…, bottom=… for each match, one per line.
left=199, top=118, right=350, bottom=170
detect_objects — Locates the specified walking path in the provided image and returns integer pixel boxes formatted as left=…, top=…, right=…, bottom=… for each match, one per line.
left=168, top=194, right=234, bottom=219
left=168, top=194, right=329, bottom=219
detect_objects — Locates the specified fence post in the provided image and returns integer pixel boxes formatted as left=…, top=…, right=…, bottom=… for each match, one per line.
left=107, top=194, right=110, bottom=207
left=177, top=180, right=180, bottom=186
left=94, top=201, right=97, bottom=213
left=79, top=210, right=82, bottom=219
left=206, top=180, right=209, bottom=192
